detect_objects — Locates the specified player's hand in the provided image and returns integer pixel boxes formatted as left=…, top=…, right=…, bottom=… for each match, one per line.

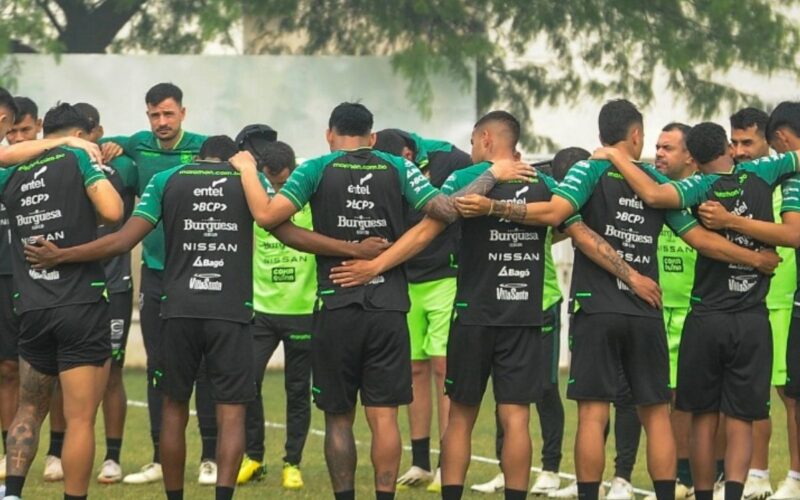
left=229, top=151, right=258, bottom=173
left=329, top=260, right=379, bottom=287
left=489, top=159, right=536, bottom=182
left=23, top=238, right=63, bottom=269
left=351, top=237, right=390, bottom=260
left=591, top=147, right=617, bottom=161
left=63, top=137, right=103, bottom=165
left=455, top=194, right=492, bottom=218
left=101, top=142, right=124, bottom=163
left=754, top=249, right=781, bottom=275
left=628, top=272, right=662, bottom=309
left=698, top=201, right=734, bottom=230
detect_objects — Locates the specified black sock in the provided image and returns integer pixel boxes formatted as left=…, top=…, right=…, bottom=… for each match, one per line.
left=166, top=489, right=184, bottom=500
left=151, top=432, right=160, bottom=464
left=64, top=495, right=87, bottom=500
left=505, top=489, right=527, bottom=500
left=200, top=428, right=216, bottom=462
left=105, top=437, right=123, bottom=463
left=334, top=490, right=355, bottom=500
left=677, top=458, right=693, bottom=487
left=48, top=431, right=65, bottom=458
left=411, top=437, right=431, bottom=471
left=376, top=492, right=394, bottom=500
left=441, top=485, right=464, bottom=500
left=2, top=430, right=7, bottom=453
left=5, top=475, right=26, bottom=497
left=654, top=480, right=676, bottom=500
left=695, top=490, right=713, bottom=500
left=725, top=481, right=744, bottom=500
left=215, top=486, right=234, bottom=500
left=577, top=482, right=601, bottom=500
left=716, top=460, right=725, bottom=480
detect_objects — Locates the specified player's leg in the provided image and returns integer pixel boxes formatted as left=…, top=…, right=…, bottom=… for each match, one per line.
left=692, top=413, right=722, bottom=494
left=365, top=406, right=402, bottom=493
left=0, top=359, right=18, bottom=453
left=0, top=274, right=20, bottom=478
left=281, top=323, right=312, bottom=489
left=611, top=385, right=641, bottom=500
left=497, top=403, right=532, bottom=493
left=194, top=360, right=218, bottom=484
left=160, top=396, right=190, bottom=495
left=44, top=384, right=66, bottom=481
left=665, top=307, right=694, bottom=496
left=324, top=410, right=357, bottom=494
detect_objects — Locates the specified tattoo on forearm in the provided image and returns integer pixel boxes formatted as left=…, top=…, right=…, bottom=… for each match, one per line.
left=576, top=222, right=631, bottom=282
left=423, top=194, right=459, bottom=224
left=324, top=415, right=357, bottom=491
left=453, top=169, right=498, bottom=197
left=6, top=361, right=55, bottom=477
left=489, top=200, right=528, bottom=223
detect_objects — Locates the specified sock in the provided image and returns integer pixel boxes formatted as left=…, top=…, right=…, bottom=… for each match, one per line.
left=725, top=481, right=744, bottom=500
left=441, top=485, right=464, bottom=500
left=2, top=430, right=6, bottom=453
left=505, top=489, right=527, bottom=500
left=334, top=491, right=355, bottom=500
left=151, top=432, right=160, bottom=464
left=789, top=470, right=800, bottom=481
left=411, top=437, right=431, bottom=471
left=48, top=431, right=65, bottom=458
left=5, top=475, right=26, bottom=497
left=215, top=486, right=234, bottom=500
left=64, top=495, right=87, bottom=500
left=200, top=428, right=216, bottom=461
left=105, top=437, right=122, bottom=463
left=166, top=489, right=184, bottom=500
left=677, top=458, right=693, bottom=487
left=376, top=492, right=395, bottom=500
left=695, top=490, right=713, bottom=500
left=653, top=480, right=676, bottom=500
left=716, top=460, right=725, bottom=480
left=577, top=482, right=601, bottom=500
left=748, top=468, right=769, bottom=479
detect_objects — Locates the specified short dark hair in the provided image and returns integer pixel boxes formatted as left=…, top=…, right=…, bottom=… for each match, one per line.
left=474, top=110, right=521, bottom=146
left=0, top=87, right=19, bottom=123
left=199, top=135, right=237, bottom=161
left=551, top=147, right=590, bottom=182
left=261, top=141, right=296, bottom=176
left=686, top=122, right=729, bottom=164
left=374, top=129, right=412, bottom=157
left=42, top=103, right=93, bottom=135
left=767, top=101, right=800, bottom=142
left=13, top=97, right=38, bottom=123
left=662, top=122, right=691, bottom=138
left=598, top=99, right=643, bottom=145
left=145, top=82, right=183, bottom=107
left=730, top=107, right=768, bottom=137
left=328, top=102, right=373, bottom=136
left=73, top=102, right=100, bottom=130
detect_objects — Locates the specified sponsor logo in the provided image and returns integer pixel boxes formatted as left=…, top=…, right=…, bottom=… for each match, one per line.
left=366, top=275, right=386, bottom=285
left=34, top=166, right=48, bottom=179
left=347, top=184, right=371, bottom=195
left=193, top=178, right=227, bottom=197
left=346, top=199, right=375, bottom=210
left=192, top=256, right=224, bottom=269
left=182, top=242, right=238, bottom=252
left=20, top=193, right=49, bottom=207
left=183, top=218, right=238, bottom=236
left=192, top=202, right=227, bottom=212
left=16, top=209, right=62, bottom=230
left=21, top=177, right=46, bottom=193
left=496, top=283, right=529, bottom=301
left=189, top=273, right=223, bottom=291
left=28, top=268, right=59, bottom=281
left=497, top=266, right=531, bottom=278
left=616, top=250, right=651, bottom=265
left=271, top=267, right=296, bottom=283
left=360, top=173, right=373, bottom=185
left=489, top=229, right=539, bottom=244
left=616, top=278, right=631, bottom=291
left=663, top=256, right=683, bottom=273
left=618, top=196, right=644, bottom=210
left=515, top=186, right=529, bottom=198
left=337, top=215, right=387, bottom=234
left=604, top=225, right=653, bottom=245
left=728, top=274, right=757, bottom=293
left=714, top=188, right=741, bottom=199
left=615, top=211, right=645, bottom=224
left=22, top=231, right=64, bottom=244
left=110, top=319, right=125, bottom=343
left=487, top=252, right=540, bottom=262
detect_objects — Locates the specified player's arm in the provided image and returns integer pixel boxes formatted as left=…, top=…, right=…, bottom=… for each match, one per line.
left=593, top=147, right=681, bottom=208
left=0, top=136, right=103, bottom=166
left=680, top=225, right=781, bottom=274
left=229, top=151, right=298, bottom=229
left=455, top=193, right=576, bottom=227
left=698, top=202, right=800, bottom=248
left=86, top=179, right=124, bottom=225
left=329, top=217, right=447, bottom=287
left=24, top=217, right=153, bottom=269
left=564, top=221, right=662, bottom=308
left=271, top=222, right=390, bottom=259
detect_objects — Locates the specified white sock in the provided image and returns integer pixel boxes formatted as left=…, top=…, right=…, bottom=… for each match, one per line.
left=748, top=469, right=770, bottom=479
left=788, top=470, right=800, bottom=481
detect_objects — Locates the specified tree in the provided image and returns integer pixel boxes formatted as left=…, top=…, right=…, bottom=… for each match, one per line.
left=1, top=1, right=799, bottom=150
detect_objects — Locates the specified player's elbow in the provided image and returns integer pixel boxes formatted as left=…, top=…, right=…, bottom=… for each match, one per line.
left=97, top=200, right=123, bottom=226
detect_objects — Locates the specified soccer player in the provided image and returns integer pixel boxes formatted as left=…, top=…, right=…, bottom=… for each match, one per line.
left=1, top=102, right=123, bottom=500
left=72, top=102, right=139, bottom=485
left=103, top=82, right=219, bottom=485
left=373, top=128, right=472, bottom=492
left=454, top=100, right=783, bottom=500
left=591, top=119, right=800, bottom=500
left=697, top=102, right=800, bottom=500
left=5, top=97, right=41, bottom=144
left=235, top=132, right=316, bottom=489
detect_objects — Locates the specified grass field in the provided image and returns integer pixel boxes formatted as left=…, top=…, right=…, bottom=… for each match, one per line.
left=17, top=369, right=795, bottom=499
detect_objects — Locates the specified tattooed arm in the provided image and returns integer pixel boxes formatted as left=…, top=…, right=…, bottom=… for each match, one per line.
left=565, top=221, right=662, bottom=309
left=456, top=193, right=575, bottom=227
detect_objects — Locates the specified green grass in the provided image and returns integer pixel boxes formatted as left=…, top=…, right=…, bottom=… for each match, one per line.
left=18, top=369, right=795, bottom=498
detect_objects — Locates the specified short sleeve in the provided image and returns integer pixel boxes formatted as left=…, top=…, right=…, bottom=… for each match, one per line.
left=110, top=156, right=138, bottom=192
left=745, top=152, right=799, bottom=187
left=70, top=148, right=106, bottom=187
left=132, top=169, right=172, bottom=226
left=280, top=157, right=327, bottom=209
left=664, top=207, right=699, bottom=236
left=397, top=157, right=439, bottom=210
left=670, top=174, right=714, bottom=208
left=257, top=172, right=276, bottom=196
left=781, top=173, right=800, bottom=213
left=552, top=160, right=605, bottom=211
left=559, top=212, right=583, bottom=231
left=439, top=163, right=485, bottom=196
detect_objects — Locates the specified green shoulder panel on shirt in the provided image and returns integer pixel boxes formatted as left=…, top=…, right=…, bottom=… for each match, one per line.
left=132, top=165, right=182, bottom=225
left=371, top=150, right=439, bottom=210
left=737, top=151, right=798, bottom=187
left=109, top=155, right=138, bottom=190
left=670, top=173, right=716, bottom=209
left=63, top=146, right=106, bottom=187
left=440, top=162, right=490, bottom=195
left=642, top=165, right=699, bottom=236
left=552, top=159, right=607, bottom=211
left=410, top=132, right=454, bottom=166
left=280, top=151, right=345, bottom=209
left=0, top=165, right=17, bottom=194
left=781, top=173, right=800, bottom=213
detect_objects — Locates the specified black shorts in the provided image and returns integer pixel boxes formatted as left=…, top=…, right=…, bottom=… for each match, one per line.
left=311, top=305, right=412, bottom=413
left=109, top=289, right=133, bottom=366
left=541, top=301, right=562, bottom=388
left=676, top=305, right=772, bottom=420
left=446, top=318, right=545, bottom=406
left=785, top=313, right=800, bottom=399
left=161, top=318, right=255, bottom=404
left=0, top=275, right=19, bottom=361
left=139, top=265, right=164, bottom=378
left=19, top=300, right=110, bottom=376
left=567, top=311, right=670, bottom=406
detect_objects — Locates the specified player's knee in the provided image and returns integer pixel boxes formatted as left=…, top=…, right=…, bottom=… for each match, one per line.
left=0, top=361, right=19, bottom=383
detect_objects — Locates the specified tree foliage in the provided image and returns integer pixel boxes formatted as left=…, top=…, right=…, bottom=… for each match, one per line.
left=1, top=1, right=799, bottom=150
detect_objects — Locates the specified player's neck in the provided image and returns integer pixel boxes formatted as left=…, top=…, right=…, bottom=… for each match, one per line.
left=486, top=151, right=515, bottom=163
left=158, top=129, right=184, bottom=150
left=701, top=156, right=734, bottom=174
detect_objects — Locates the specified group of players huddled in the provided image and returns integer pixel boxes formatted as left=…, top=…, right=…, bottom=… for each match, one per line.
left=0, top=81, right=797, bottom=500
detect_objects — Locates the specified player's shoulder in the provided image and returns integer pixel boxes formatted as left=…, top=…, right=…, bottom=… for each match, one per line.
left=181, top=131, right=208, bottom=148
